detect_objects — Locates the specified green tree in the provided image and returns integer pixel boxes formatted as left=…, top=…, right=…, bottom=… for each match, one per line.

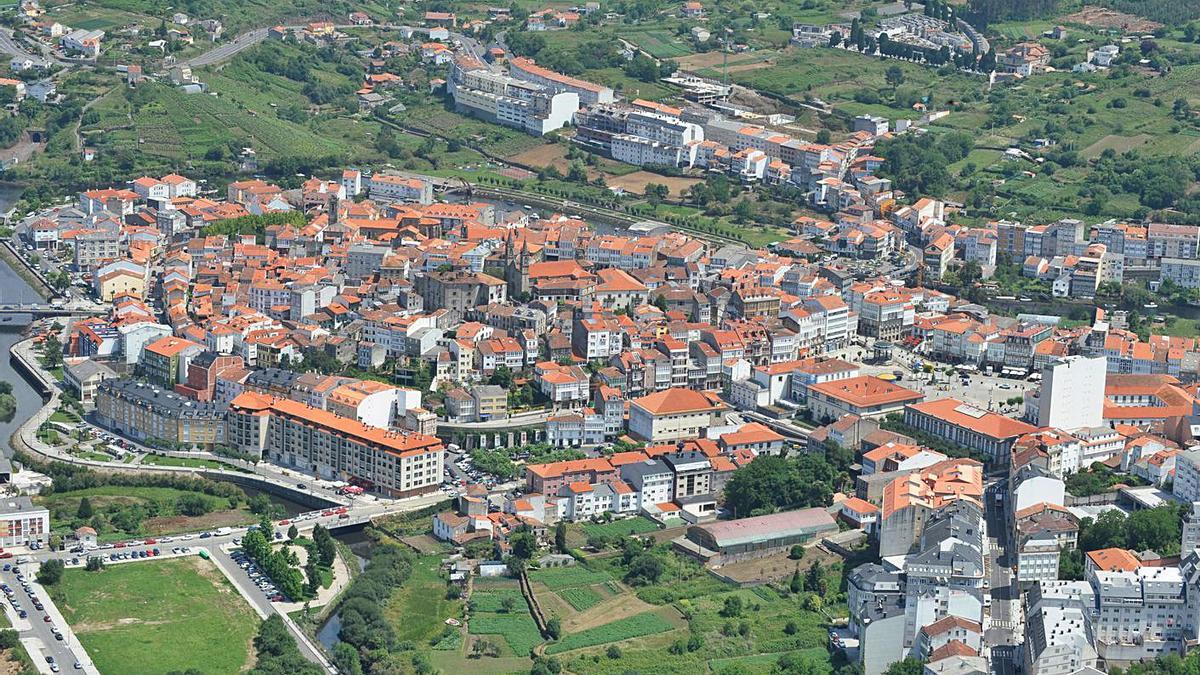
left=287, top=524, right=299, bottom=540
left=546, top=617, right=562, bottom=640
left=76, top=496, right=94, bottom=520
left=885, top=658, right=926, bottom=675
left=85, top=556, right=104, bottom=572
left=554, top=522, right=568, bottom=553
left=885, top=65, right=905, bottom=89
left=37, top=559, right=64, bottom=585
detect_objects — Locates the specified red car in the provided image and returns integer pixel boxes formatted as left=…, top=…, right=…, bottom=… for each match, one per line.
left=144, top=539, right=156, bottom=545
left=0, top=552, right=13, bottom=560
left=42, top=615, right=50, bottom=623
left=278, top=520, right=290, bottom=526
left=114, top=543, right=126, bottom=549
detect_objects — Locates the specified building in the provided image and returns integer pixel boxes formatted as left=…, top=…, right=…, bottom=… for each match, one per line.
left=0, top=497, right=49, bottom=548
left=63, top=359, right=116, bottom=403
left=509, top=57, right=615, bottom=106
left=904, top=398, right=1038, bottom=462
left=368, top=174, right=433, bottom=204
left=139, top=336, right=204, bottom=386
left=1032, top=355, right=1106, bottom=431
left=448, top=64, right=579, bottom=136
left=806, top=375, right=925, bottom=422
left=628, top=388, right=727, bottom=442
left=877, top=458, right=984, bottom=556
left=674, top=508, right=838, bottom=565
left=61, top=29, right=103, bottom=57
left=227, top=392, right=444, bottom=497
left=95, top=379, right=227, bottom=449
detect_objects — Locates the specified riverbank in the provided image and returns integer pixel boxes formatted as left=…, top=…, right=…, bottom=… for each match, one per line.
left=0, top=240, right=52, bottom=300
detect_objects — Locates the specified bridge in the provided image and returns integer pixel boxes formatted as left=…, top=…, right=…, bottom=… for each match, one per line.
left=0, top=303, right=105, bottom=318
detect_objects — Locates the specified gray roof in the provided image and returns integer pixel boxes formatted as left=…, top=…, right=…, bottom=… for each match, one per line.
left=65, top=359, right=115, bottom=382
left=98, top=379, right=226, bottom=419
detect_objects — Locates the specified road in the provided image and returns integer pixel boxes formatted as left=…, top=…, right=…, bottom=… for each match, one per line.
left=0, top=562, right=96, bottom=674
left=15, top=489, right=446, bottom=673
left=183, top=27, right=270, bottom=67
left=0, top=28, right=51, bottom=65
left=985, top=478, right=1021, bottom=675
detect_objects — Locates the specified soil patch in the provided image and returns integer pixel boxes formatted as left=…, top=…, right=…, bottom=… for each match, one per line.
left=1062, top=6, right=1162, bottom=33
left=605, top=171, right=701, bottom=196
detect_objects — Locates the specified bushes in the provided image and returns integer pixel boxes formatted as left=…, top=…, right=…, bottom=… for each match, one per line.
left=332, top=542, right=415, bottom=671
left=250, top=615, right=323, bottom=675
left=17, top=451, right=246, bottom=502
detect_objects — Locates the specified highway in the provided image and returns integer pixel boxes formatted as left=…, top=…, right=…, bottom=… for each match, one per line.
left=183, top=27, right=270, bottom=67
left=0, top=28, right=50, bottom=65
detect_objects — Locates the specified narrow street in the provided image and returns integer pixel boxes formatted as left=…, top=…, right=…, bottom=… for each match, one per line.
left=985, top=478, right=1021, bottom=675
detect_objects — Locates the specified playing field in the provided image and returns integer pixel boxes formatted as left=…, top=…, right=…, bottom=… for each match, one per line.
left=47, top=557, right=260, bottom=675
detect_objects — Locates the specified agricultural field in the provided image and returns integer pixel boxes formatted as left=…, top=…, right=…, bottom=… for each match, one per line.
left=558, top=586, right=604, bottom=611
left=545, top=610, right=676, bottom=655
left=47, top=557, right=260, bottom=675
left=578, top=516, right=661, bottom=540
left=467, top=580, right=544, bottom=657
left=528, top=565, right=615, bottom=591
left=523, top=546, right=844, bottom=675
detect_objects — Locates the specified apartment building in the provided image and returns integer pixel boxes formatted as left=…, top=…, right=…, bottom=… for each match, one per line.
left=368, top=173, right=433, bottom=204
left=227, top=392, right=444, bottom=497
left=96, top=379, right=226, bottom=449
left=509, top=56, right=615, bottom=106
left=449, top=64, right=579, bottom=136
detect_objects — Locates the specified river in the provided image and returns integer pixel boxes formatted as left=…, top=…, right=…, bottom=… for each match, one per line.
left=0, top=185, right=45, bottom=455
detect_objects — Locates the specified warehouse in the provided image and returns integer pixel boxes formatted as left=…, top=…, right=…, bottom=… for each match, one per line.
left=674, top=507, right=838, bottom=565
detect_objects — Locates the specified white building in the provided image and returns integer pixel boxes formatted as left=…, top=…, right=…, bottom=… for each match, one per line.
left=1034, top=355, right=1106, bottom=431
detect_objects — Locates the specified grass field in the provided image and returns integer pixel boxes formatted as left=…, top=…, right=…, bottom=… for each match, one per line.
left=37, top=486, right=255, bottom=541
left=546, top=611, right=675, bottom=655
left=47, top=557, right=260, bottom=675
left=528, top=566, right=614, bottom=591
left=578, top=516, right=660, bottom=540
left=139, top=454, right=243, bottom=471
left=384, top=554, right=464, bottom=643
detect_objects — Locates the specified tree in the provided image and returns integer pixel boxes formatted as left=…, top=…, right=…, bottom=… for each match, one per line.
left=885, top=658, right=926, bottom=675
left=176, top=493, right=212, bottom=517
left=789, top=544, right=806, bottom=560
left=885, top=65, right=905, bottom=89
left=85, top=556, right=104, bottom=572
left=606, top=645, right=622, bottom=659
left=510, top=531, right=537, bottom=560
left=790, top=570, right=804, bottom=593
left=624, top=552, right=664, bottom=586
left=287, top=524, right=299, bottom=540
left=554, top=522, right=568, bottom=553
left=37, top=559, right=64, bottom=585
left=312, top=525, right=336, bottom=567
left=546, top=617, right=562, bottom=640
left=500, top=595, right=517, bottom=613
left=331, top=642, right=364, bottom=675
left=76, top=496, right=94, bottom=520
left=720, top=595, right=744, bottom=617
left=815, top=129, right=831, bottom=144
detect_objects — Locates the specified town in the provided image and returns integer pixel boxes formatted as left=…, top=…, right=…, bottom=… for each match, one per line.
left=0, top=0, right=1195, bottom=674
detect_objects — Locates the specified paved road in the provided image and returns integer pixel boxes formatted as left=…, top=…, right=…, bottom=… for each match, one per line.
left=984, top=478, right=1021, bottom=675
left=183, top=27, right=270, bottom=67
left=0, top=562, right=96, bottom=674
left=0, top=28, right=49, bottom=64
